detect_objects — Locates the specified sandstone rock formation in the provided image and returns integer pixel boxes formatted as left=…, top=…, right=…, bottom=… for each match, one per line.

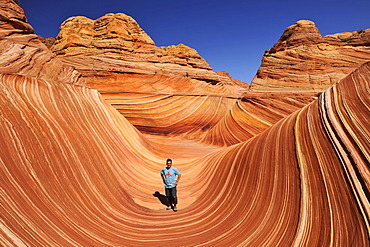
left=42, top=13, right=255, bottom=140
left=0, top=0, right=84, bottom=86
left=47, top=16, right=370, bottom=144
left=51, top=13, right=245, bottom=95
left=1, top=1, right=369, bottom=246
left=251, top=20, right=370, bottom=91
left=2, top=52, right=369, bottom=246
left=202, top=21, right=370, bottom=145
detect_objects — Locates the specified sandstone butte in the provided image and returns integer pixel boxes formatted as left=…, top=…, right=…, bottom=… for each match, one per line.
left=50, top=13, right=245, bottom=96
left=1, top=0, right=370, bottom=246
left=251, top=20, right=370, bottom=91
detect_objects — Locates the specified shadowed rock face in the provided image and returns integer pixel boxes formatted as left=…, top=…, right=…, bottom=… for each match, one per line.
left=37, top=35, right=55, bottom=48
left=1, top=1, right=369, bottom=246
left=251, top=20, right=370, bottom=91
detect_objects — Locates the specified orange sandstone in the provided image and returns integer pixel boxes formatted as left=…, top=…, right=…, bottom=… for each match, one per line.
left=251, top=20, right=370, bottom=91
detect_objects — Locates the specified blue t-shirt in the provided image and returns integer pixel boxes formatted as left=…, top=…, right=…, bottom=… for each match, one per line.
left=161, top=167, right=181, bottom=188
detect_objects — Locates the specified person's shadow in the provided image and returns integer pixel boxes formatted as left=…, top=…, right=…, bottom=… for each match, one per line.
left=153, top=191, right=170, bottom=207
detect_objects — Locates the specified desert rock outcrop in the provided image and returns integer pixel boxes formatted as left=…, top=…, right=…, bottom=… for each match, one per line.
left=48, top=16, right=370, bottom=144
left=51, top=13, right=245, bottom=95
left=47, top=13, right=253, bottom=139
left=0, top=0, right=84, bottom=86
left=251, top=20, right=370, bottom=91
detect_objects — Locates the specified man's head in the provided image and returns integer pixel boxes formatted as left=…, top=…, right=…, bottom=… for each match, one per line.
left=166, top=158, right=172, bottom=168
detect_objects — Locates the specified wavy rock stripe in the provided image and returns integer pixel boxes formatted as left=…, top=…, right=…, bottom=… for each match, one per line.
left=102, top=89, right=317, bottom=145
left=191, top=63, right=369, bottom=245
left=1, top=63, right=369, bottom=246
left=201, top=93, right=316, bottom=146
left=0, top=72, right=221, bottom=245
left=103, top=91, right=237, bottom=137
left=292, top=63, right=370, bottom=245
left=323, top=64, right=370, bottom=218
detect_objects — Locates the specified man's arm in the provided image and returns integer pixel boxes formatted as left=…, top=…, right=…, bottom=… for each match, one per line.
left=174, top=174, right=181, bottom=186
left=161, top=174, right=166, bottom=185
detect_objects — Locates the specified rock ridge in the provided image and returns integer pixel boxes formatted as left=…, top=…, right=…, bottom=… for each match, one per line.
left=0, top=0, right=84, bottom=86
left=50, top=13, right=245, bottom=95
left=251, top=20, right=370, bottom=91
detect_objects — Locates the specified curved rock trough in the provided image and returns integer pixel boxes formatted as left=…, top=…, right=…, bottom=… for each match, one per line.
left=1, top=1, right=369, bottom=246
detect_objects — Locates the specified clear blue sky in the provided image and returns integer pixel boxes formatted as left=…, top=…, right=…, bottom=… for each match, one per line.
left=20, top=0, right=370, bottom=84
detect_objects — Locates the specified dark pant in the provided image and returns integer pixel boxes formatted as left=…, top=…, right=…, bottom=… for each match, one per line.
left=165, top=187, right=178, bottom=206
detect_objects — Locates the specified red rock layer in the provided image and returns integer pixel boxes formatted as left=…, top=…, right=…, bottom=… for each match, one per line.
left=251, top=20, right=370, bottom=91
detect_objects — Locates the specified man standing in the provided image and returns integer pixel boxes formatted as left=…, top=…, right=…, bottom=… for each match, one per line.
left=160, top=159, right=181, bottom=212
